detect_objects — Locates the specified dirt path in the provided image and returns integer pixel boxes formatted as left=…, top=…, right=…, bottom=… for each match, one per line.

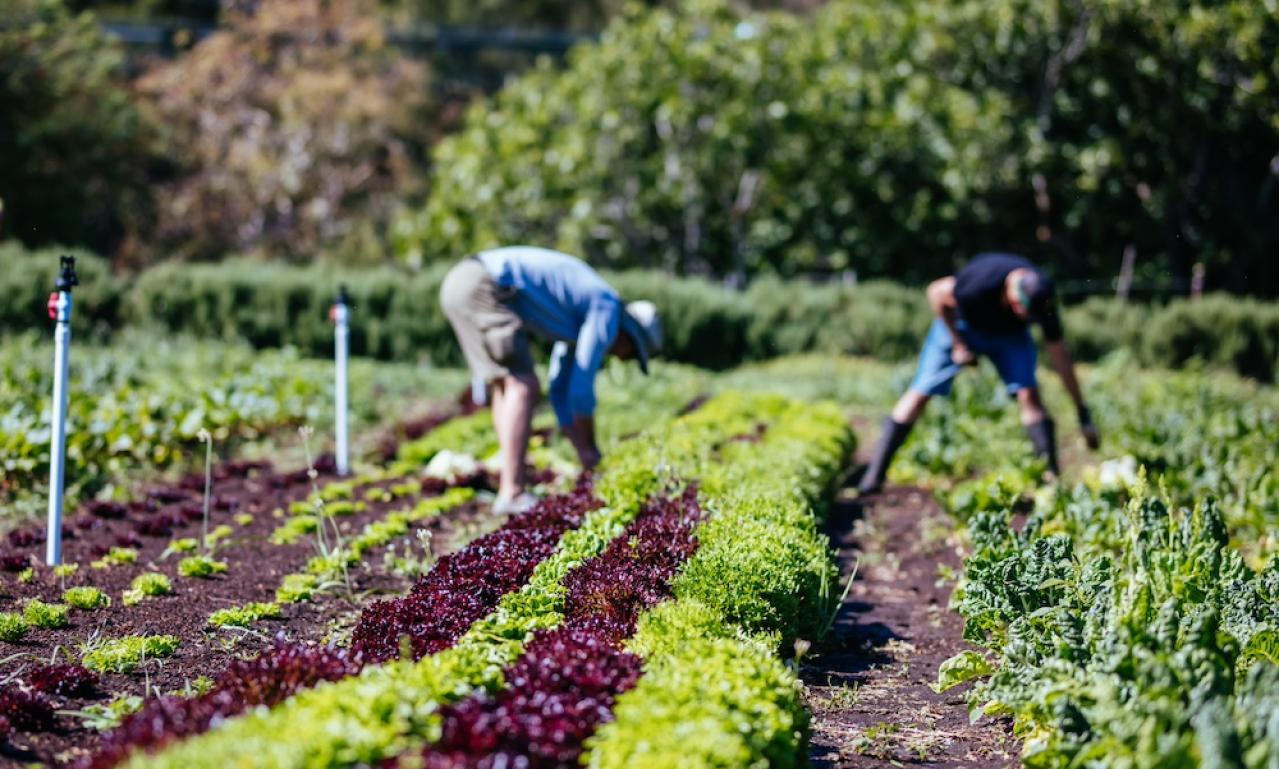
left=802, top=483, right=1017, bottom=768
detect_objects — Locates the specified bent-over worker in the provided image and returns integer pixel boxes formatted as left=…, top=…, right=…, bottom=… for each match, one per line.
left=440, top=247, right=662, bottom=514
left=859, top=253, right=1100, bottom=494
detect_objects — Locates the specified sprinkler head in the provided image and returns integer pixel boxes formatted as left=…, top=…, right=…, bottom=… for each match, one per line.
left=56, top=256, right=79, bottom=292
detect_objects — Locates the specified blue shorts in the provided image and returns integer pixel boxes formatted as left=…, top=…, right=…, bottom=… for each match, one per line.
left=908, top=318, right=1038, bottom=397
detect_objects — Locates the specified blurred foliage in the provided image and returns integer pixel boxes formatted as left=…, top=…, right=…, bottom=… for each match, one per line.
left=5, top=241, right=1276, bottom=381
left=131, top=0, right=439, bottom=265
left=0, top=0, right=159, bottom=259
left=65, top=0, right=219, bottom=22
left=0, top=327, right=470, bottom=525
left=403, top=0, right=1279, bottom=292
left=385, top=0, right=823, bottom=30
left=0, top=243, right=124, bottom=341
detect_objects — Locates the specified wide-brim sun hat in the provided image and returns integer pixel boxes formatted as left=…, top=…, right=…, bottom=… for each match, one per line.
left=620, top=300, right=662, bottom=375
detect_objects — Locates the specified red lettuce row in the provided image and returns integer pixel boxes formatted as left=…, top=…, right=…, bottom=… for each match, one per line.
left=85, top=483, right=595, bottom=769
left=81, top=642, right=361, bottom=769
left=0, top=686, right=56, bottom=741
left=400, top=488, right=702, bottom=769
left=351, top=481, right=600, bottom=663
left=28, top=664, right=101, bottom=698
left=420, top=627, right=643, bottom=769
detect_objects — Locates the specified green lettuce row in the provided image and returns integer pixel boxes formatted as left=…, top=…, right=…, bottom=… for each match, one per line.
left=125, top=392, right=788, bottom=769
left=945, top=476, right=1279, bottom=768
left=390, top=411, right=495, bottom=474
left=586, top=399, right=855, bottom=769
left=279, top=487, right=477, bottom=603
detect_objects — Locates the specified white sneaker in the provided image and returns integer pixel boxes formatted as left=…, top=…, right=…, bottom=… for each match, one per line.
left=492, top=492, right=538, bottom=516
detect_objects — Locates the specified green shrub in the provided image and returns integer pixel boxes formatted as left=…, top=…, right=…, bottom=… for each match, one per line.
left=177, top=555, right=228, bottom=578
left=63, top=586, right=111, bottom=610
left=0, top=612, right=30, bottom=642
left=402, top=0, right=1279, bottom=293
left=1142, top=296, right=1279, bottom=383
left=4, top=237, right=1276, bottom=380
left=129, top=259, right=458, bottom=364
left=0, top=243, right=123, bottom=339
left=207, top=602, right=282, bottom=629
left=82, top=634, right=180, bottom=673
left=1059, top=297, right=1152, bottom=364
left=22, top=599, right=70, bottom=629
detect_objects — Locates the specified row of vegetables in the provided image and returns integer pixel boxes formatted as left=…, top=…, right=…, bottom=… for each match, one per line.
left=0, top=331, right=471, bottom=522
left=919, top=364, right=1279, bottom=767
left=68, top=392, right=853, bottom=768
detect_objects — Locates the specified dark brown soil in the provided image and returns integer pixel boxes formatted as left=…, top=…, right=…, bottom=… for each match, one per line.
left=803, top=481, right=1017, bottom=768
left=0, top=460, right=500, bottom=767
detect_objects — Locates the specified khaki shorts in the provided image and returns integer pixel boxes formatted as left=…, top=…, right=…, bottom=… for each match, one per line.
left=440, top=258, right=535, bottom=381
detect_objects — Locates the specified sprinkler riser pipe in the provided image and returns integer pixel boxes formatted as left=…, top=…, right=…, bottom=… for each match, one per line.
left=46, top=291, right=72, bottom=566
left=334, top=302, right=350, bottom=477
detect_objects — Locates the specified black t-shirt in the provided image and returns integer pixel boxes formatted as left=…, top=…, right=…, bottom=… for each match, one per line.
left=953, top=253, right=1063, bottom=341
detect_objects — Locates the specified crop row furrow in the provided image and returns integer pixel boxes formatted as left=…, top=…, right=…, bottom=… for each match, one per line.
left=116, top=393, right=791, bottom=769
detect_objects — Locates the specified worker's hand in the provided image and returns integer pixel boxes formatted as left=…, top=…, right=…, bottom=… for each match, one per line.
left=951, top=343, right=976, bottom=367
left=1078, top=405, right=1101, bottom=450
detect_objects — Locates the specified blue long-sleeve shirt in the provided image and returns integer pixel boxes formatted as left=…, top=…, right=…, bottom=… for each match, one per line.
left=475, top=247, right=622, bottom=427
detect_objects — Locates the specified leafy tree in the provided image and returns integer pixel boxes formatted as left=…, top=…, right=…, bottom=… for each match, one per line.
left=0, top=0, right=158, bottom=260
left=401, top=0, right=1279, bottom=293
left=134, top=0, right=439, bottom=264
left=388, top=0, right=824, bottom=31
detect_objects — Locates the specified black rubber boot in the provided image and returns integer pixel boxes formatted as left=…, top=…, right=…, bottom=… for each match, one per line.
left=858, top=417, right=914, bottom=494
left=1025, top=418, right=1060, bottom=476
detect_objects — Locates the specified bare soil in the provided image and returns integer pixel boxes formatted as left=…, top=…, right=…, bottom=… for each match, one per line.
left=0, top=456, right=501, bottom=767
left=803, top=475, right=1017, bottom=767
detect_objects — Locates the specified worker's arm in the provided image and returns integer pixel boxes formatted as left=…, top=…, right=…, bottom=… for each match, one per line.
left=927, top=276, right=973, bottom=365
left=549, top=342, right=602, bottom=470
left=1044, top=339, right=1100, bottom=449
left=563, top=416, right=600, bottom=470
left=547, top=342, right=575, bottom=427
left=558, top=296, right=622, bottom=470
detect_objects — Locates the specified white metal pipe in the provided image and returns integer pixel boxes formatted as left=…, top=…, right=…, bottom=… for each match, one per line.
left=46, top=290, right=72, bottom=566
left=334, top=294, right=350, bottom=477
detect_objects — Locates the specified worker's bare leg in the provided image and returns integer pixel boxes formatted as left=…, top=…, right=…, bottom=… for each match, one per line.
left=891, top=390, right=931, bottom=424
left=860, top=390, right=930, bottom=494
left=1017, top=387, right=1058, bottom=477
left=493, top=372, right=539, bottom=501
left=1016, top=387, right=1047, bottom=424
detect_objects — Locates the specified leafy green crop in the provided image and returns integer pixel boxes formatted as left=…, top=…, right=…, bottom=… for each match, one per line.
left=0, top=329, right=474, bottom=528
left=125, top=393, right=833, bottom=769
left=92, top=547, right=139, bottom=569
left=178, top=556, right=228, bottom=578
left=0, top=612, right=30, bottom=643
left=949, top=487, right=1279, bottom=767
left=82, top=635, right=180, bottom=673
left=207, top=602, right=282, bottom=629
left=23, top=599, right=70, bottom=630
left=123, top=573, right=174, bottom=606
left=63, top=586, right=111, bottom=610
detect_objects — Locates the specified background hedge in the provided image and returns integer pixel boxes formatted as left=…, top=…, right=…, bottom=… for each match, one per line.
left=3, top=243, right=1276, bottom=382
